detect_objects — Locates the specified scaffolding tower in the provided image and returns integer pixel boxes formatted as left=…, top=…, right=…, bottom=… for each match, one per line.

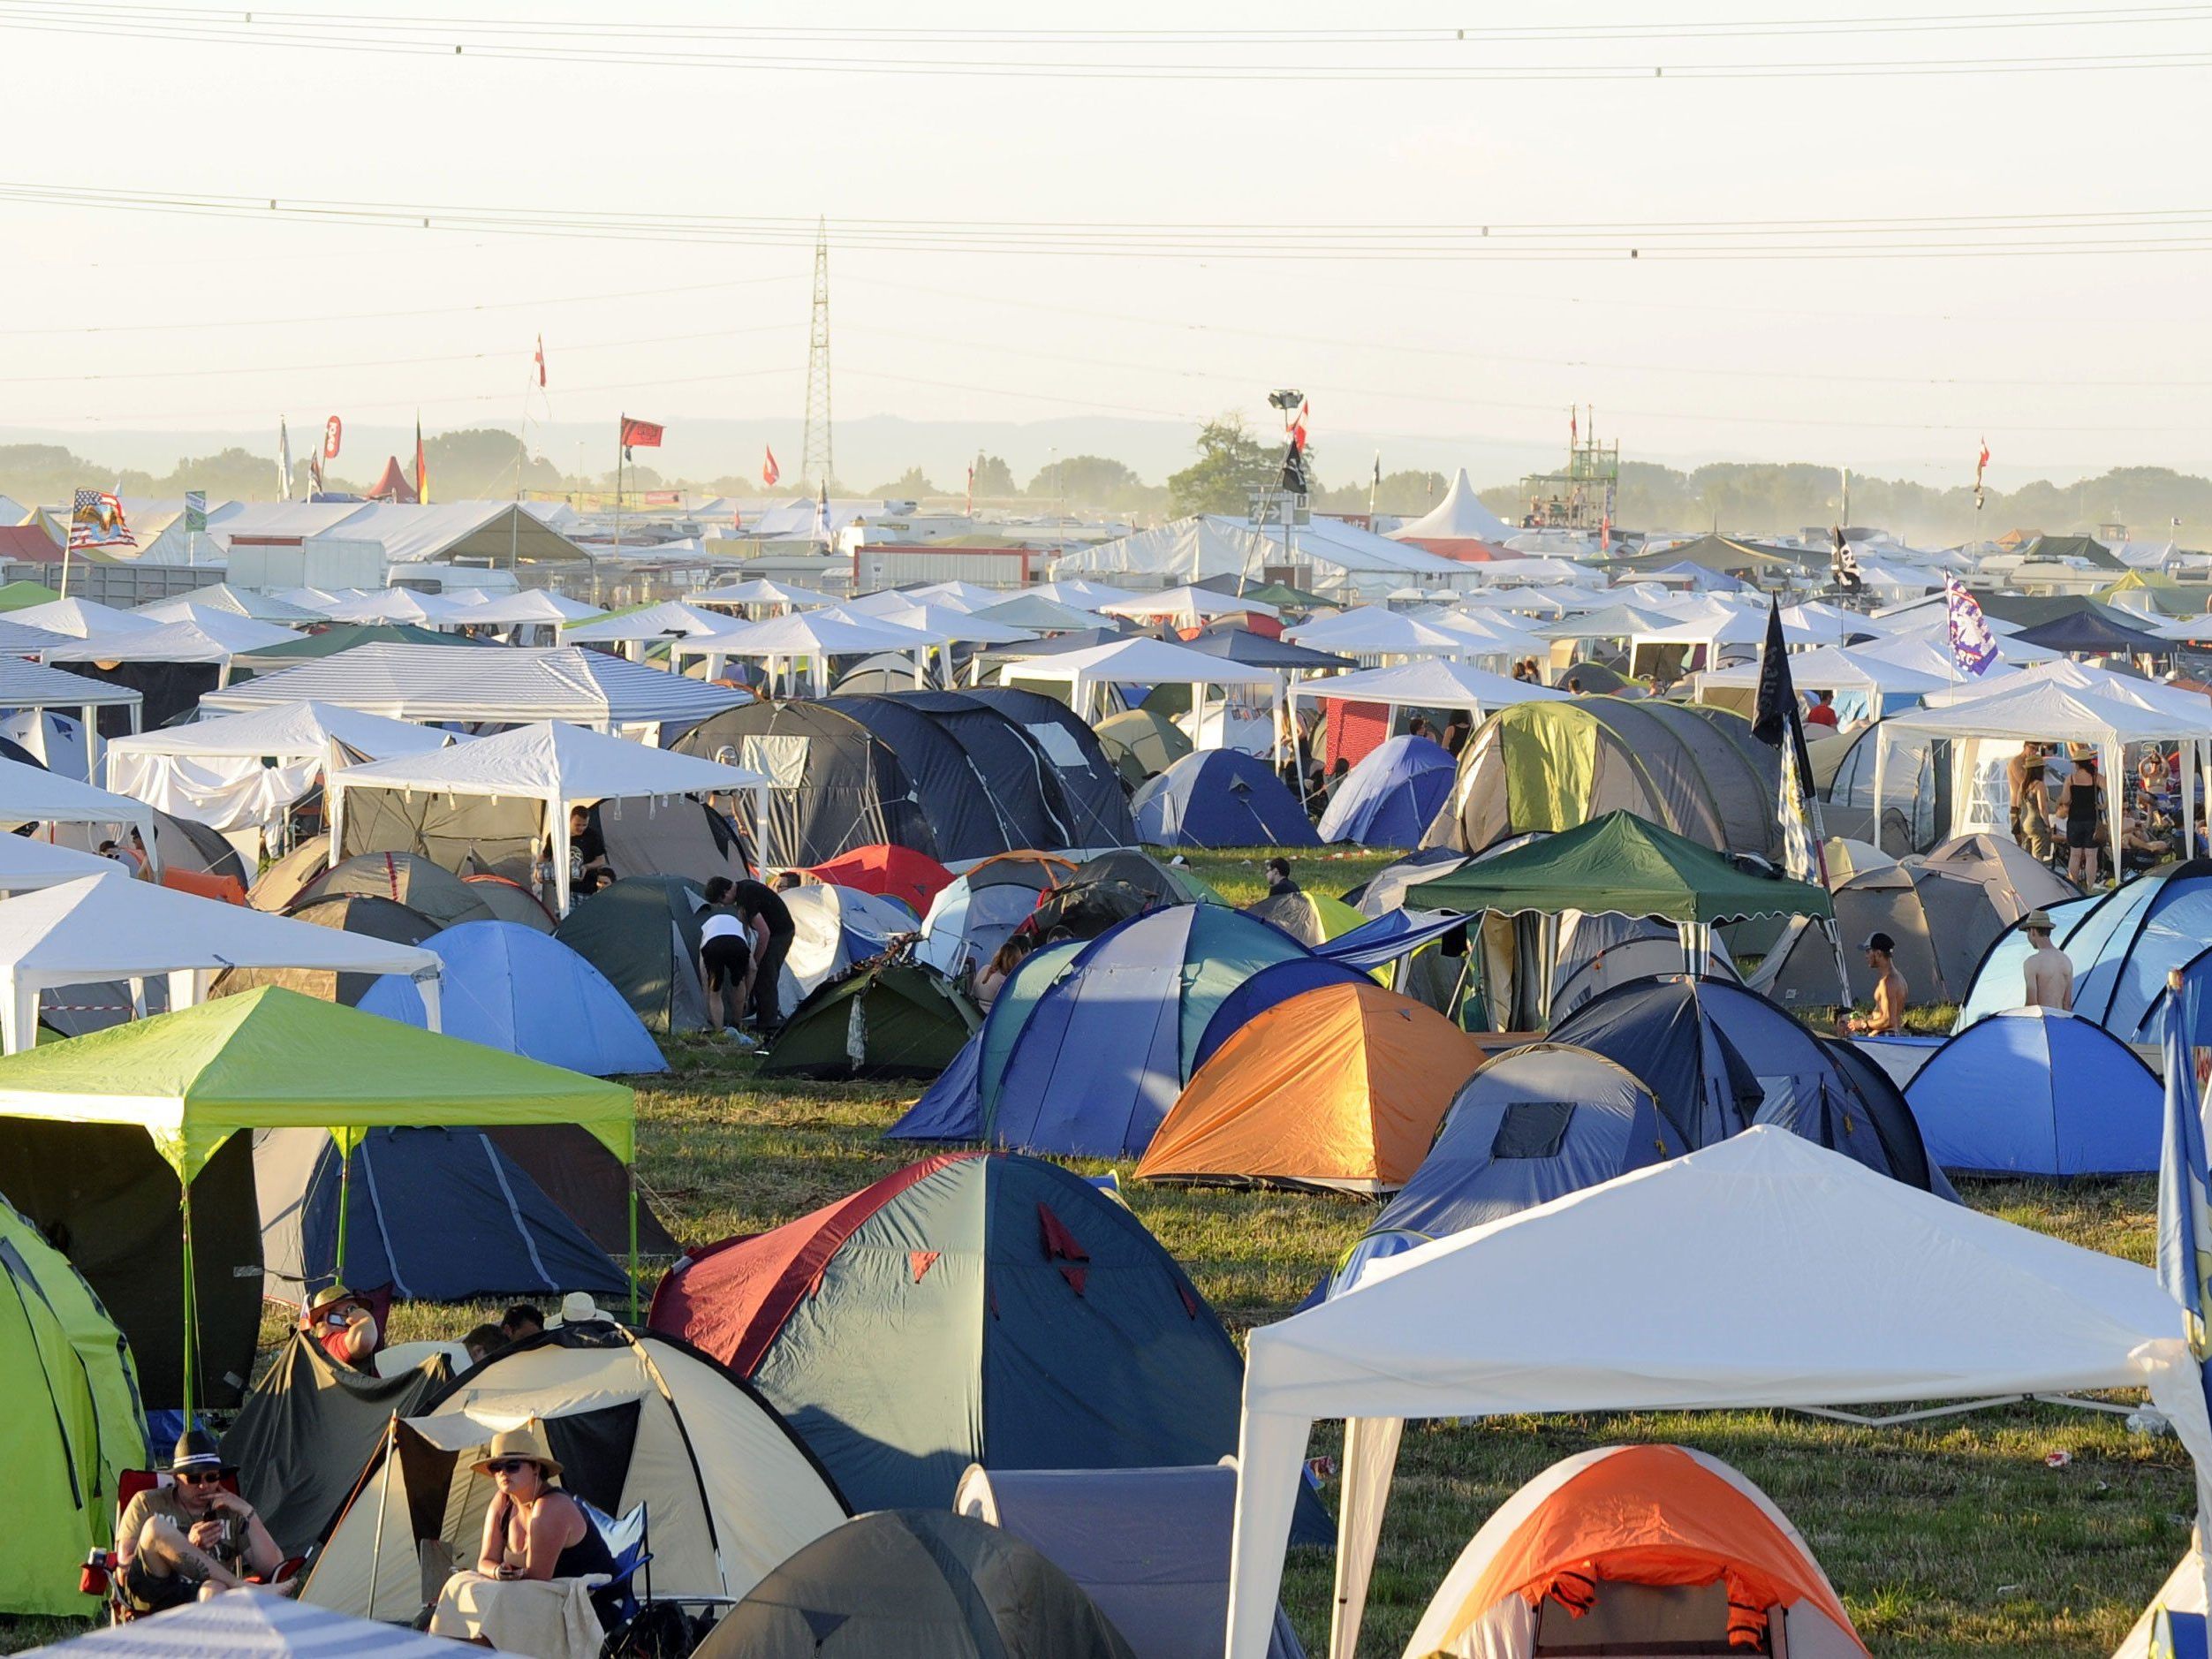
left=800, top=216, right=834, bottom=494
left=1519, top=411, right=1618, bottom=534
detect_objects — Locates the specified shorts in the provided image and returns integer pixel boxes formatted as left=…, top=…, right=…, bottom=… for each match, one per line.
left=122, top=1554, right=201, bottom=1615
left=2066, top=819, right=2100, bottom=851
left=703, top=935, right=752, bottom=990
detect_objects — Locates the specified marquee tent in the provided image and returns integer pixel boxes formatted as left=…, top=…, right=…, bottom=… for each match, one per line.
left=973, top=592, right=1111, bottom=633
left=42, top=613, right=299, bottom=665
left=557, top=599, right=734, bottom=654
left=7, top=597, right=159, bottom=638
left=1219, top=1127, right=2208, bottom=1659
left=1282, top=610, right=1487, bottom=663
left=1389, top=466, right=1517, bottom=547
left=1098, top=585, right=1280, bottom=625
left=691, top=576, right=833, bottom=611
left=201, top=643, right=746, bottom=731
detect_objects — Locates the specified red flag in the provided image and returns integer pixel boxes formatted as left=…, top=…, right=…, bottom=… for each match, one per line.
left=966, top=461, right=975, bottom=516
left=1290, top=399, right=1309, bottom=452
left=761, top=444, right=780, bottom=487
left=534, top=334, right=546, bottom=388
left=322, top=415, right=342, bottom=459
left=619, top=415, right=663, bottom=450
left=1978, top=439, right=1991, bottom=473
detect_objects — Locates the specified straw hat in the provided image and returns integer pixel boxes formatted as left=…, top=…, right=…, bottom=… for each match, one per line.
left=306, top=1284, right=361, bottom=1319
left=2024, top=910, right=2056, bottom=933
left=472, top=1421, right=562, bottom=1480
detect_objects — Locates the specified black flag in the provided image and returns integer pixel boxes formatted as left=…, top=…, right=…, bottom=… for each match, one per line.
left=1830, top=525, right=1861, bottom=593
left=1277, top=437, right=1309, bottom=496
left=1753, top=597, right=1823, bottom=883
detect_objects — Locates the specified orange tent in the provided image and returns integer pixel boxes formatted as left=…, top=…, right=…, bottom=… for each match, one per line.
left=1134, top=981, right=1483, bottom=1193
left=1407, top=1444, right=1867, bottom=1657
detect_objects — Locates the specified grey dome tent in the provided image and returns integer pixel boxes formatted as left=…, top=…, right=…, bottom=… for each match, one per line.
left=676, top=700, right=934, bottom=865
left=553, top=874, right=710, bottom=1033
left=959, top=684, right=1137, bottom=848
left=286, top=851, right=498, bottom=930
left=692, top=1510, right=1136, bottom=1659
left=1748, top=858, right=2027, bottom=1010
left=212, top=892, right=438, bottom=1005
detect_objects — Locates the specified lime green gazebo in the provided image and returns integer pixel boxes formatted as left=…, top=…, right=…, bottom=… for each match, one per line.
left=0, top=986, right=638, bottom=1417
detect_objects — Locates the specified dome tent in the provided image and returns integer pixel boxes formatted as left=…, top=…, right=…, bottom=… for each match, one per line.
left=1748, top=857, right=2028, bottom=1010
left=1191, top=955, right=1372, bottom=1071
left=263, top=850, right=498, bottom=930
left=887, top=940, right=1088, bottom=1144
left=1905, top=1007, right=2163, bottom=1176
left=1133, top=749, right=1319, bottom=850
left=691, top=1510, right=1136, bottom=1659
left=913, top=850, right=1077, bottom=980
left=1315, top=733, right=1458, bottom=848
left=552, top=874, right=711, bottom=1034
left=1240, top=886, right=1367, bottom=949
left=761, top=958, right=981, bottom=1081
left=804, top=842, right=954, bottom=914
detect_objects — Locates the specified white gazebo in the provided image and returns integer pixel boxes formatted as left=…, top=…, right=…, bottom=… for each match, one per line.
left=0, top=656, right=144, bottom=776
left=1696, top=644, right=1953, bottom=699
left=1283, top=609, right=1483, bottom=664
left=673, top=610, right=941, bottom=695
left=1095, top=586, right=1281, bottom=627
left=690, top=577, right=835, bottom=614
left=0, top=836, right=123, bottom=894
left=42, top=614, right=300, bottom=680
left=559, top=601, right=735, bottom=660
left=0, top=757, right=161, bottom=869
left=996, top=636, right=1282, bottom=744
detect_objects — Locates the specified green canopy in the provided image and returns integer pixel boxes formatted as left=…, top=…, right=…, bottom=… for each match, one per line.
left=1236, top=580, right=1335, bottom=610
left=1415, top=810, right=1835, bottom=925
left=0, top=580, right=58, bottom=612
left=0, top=985, right=634, bottom=1184
left=237, top=622, right=488, bottom=664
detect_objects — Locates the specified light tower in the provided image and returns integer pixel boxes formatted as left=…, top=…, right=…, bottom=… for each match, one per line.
left=800, top=216, right=834, bottom=495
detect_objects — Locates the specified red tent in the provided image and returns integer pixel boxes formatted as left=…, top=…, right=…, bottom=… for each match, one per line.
left=0, top=525, right=64, bottom=564
left=367, top=456, right=418, bottom=504
left=805, top=844, right=953, bottom=914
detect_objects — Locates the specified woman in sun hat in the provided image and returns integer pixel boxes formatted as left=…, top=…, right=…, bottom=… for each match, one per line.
left=471, top=1420, right=616, bottom=1587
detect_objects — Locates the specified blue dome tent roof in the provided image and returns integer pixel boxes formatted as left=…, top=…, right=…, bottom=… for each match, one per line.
left=1905, top=1007, right=2163, bottom=1176
left=1315, top=735, right=1458, bottom=848
left=1131, top=750, right=1320, bottom=849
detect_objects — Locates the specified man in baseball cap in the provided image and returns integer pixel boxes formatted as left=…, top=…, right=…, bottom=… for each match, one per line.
left=1841, top=930, right=1909, bottom=1036
left=113, top=1429, right=285, bottom=1611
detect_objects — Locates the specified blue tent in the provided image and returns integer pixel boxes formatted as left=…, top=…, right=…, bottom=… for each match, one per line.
left=1193, top=955, right=1368, bottom=1071
left=1131, top=750, right=1320, bottom=849
left=1315, top=735, right=1458, bottom=848
left=358, top=920, right=667, bottom=1077
left=1905, top=1007, right=2163, bottom=1176
left=1954, top=860, right=2212, bottom=1043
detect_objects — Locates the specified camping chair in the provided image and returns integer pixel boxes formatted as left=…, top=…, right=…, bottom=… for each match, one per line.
left=587, top=1501, right=741, bottom=1659
left=86, top=1468, right=305, bottom=1624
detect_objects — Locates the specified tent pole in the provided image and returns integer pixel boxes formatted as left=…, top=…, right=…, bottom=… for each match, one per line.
left=367, top=1413, right=397, bottom=1623
left=179, top=1182, right=198, bottom=1428
left=336, top=1142, right=352, bottom=1284
left=628, top=1166, right=640, bottom=1322
left=553, top=800, right=572, bottom=917
left=2105, top=739, right=2124, bottom=891
left=2186, top=743, right=2200, bottom=860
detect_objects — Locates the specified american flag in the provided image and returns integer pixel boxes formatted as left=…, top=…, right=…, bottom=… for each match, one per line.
left=1944, top=573, right=1999, bottom=677
left=68, top=489, right=135, bottom=551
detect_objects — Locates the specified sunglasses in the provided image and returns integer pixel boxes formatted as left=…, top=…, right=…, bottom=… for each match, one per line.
left=484, top=1459, right=538, bottom=1476
left=176, top=1469, right=223, bottom=1485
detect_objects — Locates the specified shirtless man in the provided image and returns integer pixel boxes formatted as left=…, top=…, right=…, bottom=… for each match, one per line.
left=2020, top=911, right=2074, bottom=1011
left=1842, top=931, right=1909, bottom=1035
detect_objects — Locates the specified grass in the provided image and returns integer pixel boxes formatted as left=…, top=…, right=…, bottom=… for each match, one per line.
left=4, top=845, right=2192, bottom=1656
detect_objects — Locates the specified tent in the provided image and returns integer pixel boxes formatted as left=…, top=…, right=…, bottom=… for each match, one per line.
left=804, top=842, right=953, bottom=913
left=355, top=919, right=666, bottom=1074
left=0, top=833, right=116, bottom=894
left=251, top=1123, right=630, bottom=1302
left=1133, top=750, right=1320, bottom=849
left=1921, top=830, right=2080, bottom=912
left=1545, top=974, right=1947, bottom=1193
left=0, top=873, right=445, bottom=1052
left=1336, top=1044, right=1686, bottom=1290
left=1135, top=982, right=1485, bottom=1193
left=303, top=1320, right=850, bottom=1622
left=956, top=684, right=1139, bottom=848
left=1399, top=1444, right=1868, bottom=1659
left=259, top=849, right=498, bottom=929
left=1190, top=956, right=1373, bottom=1072
left=552, top=874, right=710, bottom=1034
left=217, top=1329, right=451, bottom=1558
left=460, top=871, right=557, bottom=931
left=1954, top=860, right=2212, bottom=1043
left=208, top=891, right=440, bottom=1009
left=1388, top=466, right=1518, bottom=547
left=2011, top=606, right=2170, bottom=655
left=0, top=756, right=160, bottom=868
left=27, top=1589, right=466, bottom=1656
left=691, top=1510, right=1136, bottom=1659
left=761, top=958, right=981, bottom=1080
left=1747, top=858, right=2026, bottom=1009
left=1903, top=1007, right=2163, bottom=1176
left=648, top=1151, right=1282, bottom=1520
left=0, top=658, right=141, bottom=779
left=0, top=987, right=635, bottom=1411
left=0, top=1191, right=144, bottom=1616
left=1430, top=699, right=1783, bottom=860
left=1095, top=706, right=1193, bottom=785
left=775, top=883, right=917, bottom=1015
left=913, top=850, right=1077, bottom=979
left=982, top=905, right=1312, bottom=1157
left=1061, top=847, right=1225, bottom=908
left=1314, top=734, right=1458, bottom=847
left=1219, top=1128, right=2201, bottom=1659
left=1240, top=888, right=1367, bottom=949
left=996, top=635, right=1282, bottom=735
left=954, top=1464, right=1306, bottom=1659
left=592, top=795, right=754, bottom=893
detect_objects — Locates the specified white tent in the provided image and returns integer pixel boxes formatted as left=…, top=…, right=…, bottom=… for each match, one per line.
left=104, top=701, right=451, bottom=837
left=1026, top=578, right=1144, bottom=611
left=41, top=614, right=299, bottom=668
left=25, top=1588, right=465, bottom=1657
left=1412, top=608, right=1551, bottom=662
left=0, top=657, right=143, bottom=774
left=8, top=597, right=160, bottom=639
left=461, top=588, right=605, bottom=628
left=328, top=721, right=769, bottom=913
left=1290, top=658, right=1566, bottom=717
left=1096, top=586, right=1280, bottom=625
left=1283, top=610, right=1481, bottom=663
left=135, top=584, right=323, bottom=625
left=0, top=757, right=160, bottom=869
left=0, top=873, right=443, bottom=1052
left=0, top=836, right=122, bottom=894
left=1697, top=644, right=1952, bottom=697
left=674, top=610, right=936, bottom=695
left=971, top=593, right=1109, bottom=633
left=200, top=644, right=746, bottom=732
left=317, top=588, right=436, bottom=625
left=998, top=635, right=1282, bottom=743
left=0, top=616, right=71, bottom=655
left=1222, top=1127, right=2208, bottom=1659
left=689, top=577, right=833, bottom=612
left=1387, top=466, right=1516, bottom=543
left=559, top=600, right=734, bottom=658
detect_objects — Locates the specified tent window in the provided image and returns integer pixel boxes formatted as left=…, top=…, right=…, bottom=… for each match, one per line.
left=1492, top=1101, right=1575, bottom=1159
left=740, top=735, right=811, bottom=790
left=1021, top=722, right=1087, bottom=769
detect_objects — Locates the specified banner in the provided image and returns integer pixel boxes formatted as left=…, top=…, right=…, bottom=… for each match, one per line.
left=323, top=415, right=343, bottom=459
left=184, top=490, right=207, bottom=534
left=69, top=489, right=136, bottom=551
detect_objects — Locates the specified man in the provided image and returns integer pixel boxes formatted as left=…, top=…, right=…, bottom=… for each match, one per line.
left=708, top=874, right=795, bottom=1032
left=1564, top=676, right=1585, bottom=696
left=1842, top=931, right=1909, bottom=1035
left=461, top=1323, right=506, bottom=1366
left=501, top=1305, right=545, bottom=1345
left=697, top=897, right=756, bottom=1043
left=2020, top=911, right=2074, bottom=1011
left=565, top=804, right=610, bottom=886
left=1405, top=716, right=1433, bottom=742
left=1804, top=689, right=1838, bottom=730
left=299, top=1284, right=377, bottom=1369
left=1263, top=857, right=1299, bottom=898
left=114, top=1430, right=284, bottom=1612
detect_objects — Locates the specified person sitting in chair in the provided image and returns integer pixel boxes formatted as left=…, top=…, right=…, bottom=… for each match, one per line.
left=470, top=1423, right=616, bottom=1591
left=299, top=1284, right=378, bottom=1370
left=115, top=1430, right=285, bottom=1613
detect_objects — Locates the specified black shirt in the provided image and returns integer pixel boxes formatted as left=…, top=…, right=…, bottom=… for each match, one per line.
left=728, top=878, right=794, bottom=937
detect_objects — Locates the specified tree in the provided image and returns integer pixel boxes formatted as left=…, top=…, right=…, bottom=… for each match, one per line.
left=1165, top=417, right=1277, bottom=517
left=970, top=453, right=1019, bottom=499
left=867, top=466, right=940, bottom=498
left=419, top=428, right=566, bottom=498
left=1024, top=453, right=1162, bottom=513
left=1313, top=467, right=1447, bottom=516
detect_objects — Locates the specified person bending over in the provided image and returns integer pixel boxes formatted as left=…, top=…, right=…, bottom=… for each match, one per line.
left=697, top=902, right=755, bottom=1041
left=115, top=1431, right=285, bottom=1613
left=708, top=874, right=795, bottom=1032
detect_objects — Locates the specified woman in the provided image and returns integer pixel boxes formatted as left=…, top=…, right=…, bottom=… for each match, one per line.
left=972, top=935, right=1032, bottom=1009
left=2016, top=748, right=2056, bottom=866
left=2062, top=753, right=2104, bottom=889
left=472, top=1423, right=615, bottom=1590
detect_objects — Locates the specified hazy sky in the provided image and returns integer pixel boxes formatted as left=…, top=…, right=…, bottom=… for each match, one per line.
left=4, top=0, right=2211, bottom=486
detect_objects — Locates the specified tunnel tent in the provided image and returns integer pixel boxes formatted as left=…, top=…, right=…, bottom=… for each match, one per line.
left=835, top=692, right=1064, bottom=859
left=761, top=957, right=981, bottom=1081
left=1905, top=1007, right=2164, bottom=1177
left=691, top=1510, right=1137, bottom=1659
left=675, top=699, right=936, bottom=866
left=355, top=919, right=667, bottom=1076
left=552, top=874, right=711, bottom=1034
left=302, top=1320, right=851, bottom=1623
left=1133, top=749, right=1321, bottom=849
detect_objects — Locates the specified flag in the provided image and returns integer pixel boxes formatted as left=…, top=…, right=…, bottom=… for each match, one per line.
left=1831, top=525, right=1862, bottom=592
left=277, top=419, right=294, bottom=501
left=1751, top=598, right=1821, bottom=883
left=814, top=480, right=832, bottom=547
left=1944, top=573, right=1999, bottom=677
left=534, top=333, right=546, bottom=388
left=966, top=461, right=975, bottom=517
left=619, top=415, right=663, bottom=460
left=68, top=489, right=135, bottom=551
left=414, top=413, right=428, bottom=505
left=1570, top=405, right=1578, bottom=449
left=308, top=452, right=324, bottom=496
left=1277, top=405, right=1310, bottom=496
left=761, top=444, right=780, bottom=488
left=1372, top=453, right=1381, bottom=489
left=1600, top=511, right=1611, bottom=554
left=1974, top=438, right=1990, bottom=511
left=183, top=490, right=206, bottom=534
left=322, top=415, right=342, bottom=460
left=1290, top=399, right=1309, bottom=453
left=2157, top=963, right=2212, bottom=1617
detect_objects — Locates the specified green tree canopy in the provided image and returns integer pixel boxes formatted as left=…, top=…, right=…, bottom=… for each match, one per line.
left=868, top=465, right=941, bottom=498
left=1166, top=417, right=1277, bottom=517
left=970, top=453, right=1019, bottom=498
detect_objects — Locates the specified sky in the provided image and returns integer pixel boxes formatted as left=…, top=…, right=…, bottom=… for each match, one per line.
left=4, top=0, right=2212, bottom=490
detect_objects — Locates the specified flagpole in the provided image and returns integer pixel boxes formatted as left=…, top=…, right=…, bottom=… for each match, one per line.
left=609, top=425, right=622, bottom=610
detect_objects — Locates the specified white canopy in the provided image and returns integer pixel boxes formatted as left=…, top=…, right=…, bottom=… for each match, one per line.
left=675, top=610, right=936, bottom=695
left=461, top=588, right=605, bottom=627
left=1534, top=601, right=1691, bottom=642
left=1223, top=1128, right=2207, bottom=1659
left=1283, top=610, right=1481, bottom=662
left=0, top=836, right=121, bottom=894
left=200, top=644, right=747, bottom=731
left=316, top=589, right=436, bottom=625
left=9, top=597, right=160, bottom=639
left=329, top=721, right=768, bottom=912
left=559, top=601, right=734, bottom=647
left=999, top=636, right=1281, bottom=738
left=136, top=585, right=322, bottom=625
left=1413, top=608, right=1551, bottom=661
left=1387, top=466, right=1515, bottom=542
left=1698, top=644, right=1952, bottom=696
left=1289, top=658, right=1567, bottom=714
left=971, top=593, right=1108, bottom=633
left=868, top=602, right=1034, bottom=646
left=0, top=873, right=443, bottom=1052
left=689, top=577, right=832, bottom=610
left=0, top=757, right=160, bottom=868
left=1026, top=578, right=1144, bottom=610
left=42, top=614, right=299, bottom=666
left=1096, top=586, right=1281, bottom=625
left=104, top=701, right=451, bottom=837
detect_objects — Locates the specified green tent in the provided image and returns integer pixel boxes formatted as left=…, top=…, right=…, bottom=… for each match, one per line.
left=1416, top=810, right=1835, bottom=927
left=0, top=580, right=59, bottom=612
left=0, top=1193, right=144, bottom=1614
left=554, top=875, right=709, bottom=1034
left=0, top=987, right=635, bottom=1413
left=229, top=623, right=487, bottom=679
left=762, top=960, right=981, bottom=1081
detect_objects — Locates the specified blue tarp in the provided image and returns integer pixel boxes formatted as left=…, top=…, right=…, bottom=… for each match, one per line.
left=1314, top=909, right=1469, bottom=973
left=1906, top=1007, right=2163, bottom=1176
left=358, top=920, right=667, bottom=1077
left=1315, top=735, right=1458, bottom=848
left=1131, top=750, right=1320, bottom=849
